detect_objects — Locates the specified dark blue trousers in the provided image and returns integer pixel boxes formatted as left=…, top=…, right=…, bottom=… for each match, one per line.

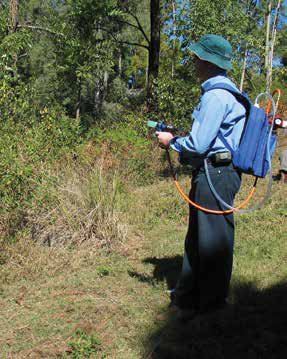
left=175, top=162, right=241, bottom=312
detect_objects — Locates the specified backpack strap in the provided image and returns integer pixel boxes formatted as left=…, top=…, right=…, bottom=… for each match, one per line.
left=204, top=83, right=251, bottom=111
left=203, top=82, right=251, bottom=154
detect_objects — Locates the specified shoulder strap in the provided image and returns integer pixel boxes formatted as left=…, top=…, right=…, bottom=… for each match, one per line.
left=204, top=82, right=251, bottom=112
left=204, top=82, right=251, bottom=154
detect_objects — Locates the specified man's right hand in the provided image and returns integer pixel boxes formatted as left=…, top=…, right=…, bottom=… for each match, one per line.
left=155, top=131, right=174, bottom=149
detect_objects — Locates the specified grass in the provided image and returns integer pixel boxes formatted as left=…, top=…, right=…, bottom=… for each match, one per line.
left=0, top=134, right=287, bottom=358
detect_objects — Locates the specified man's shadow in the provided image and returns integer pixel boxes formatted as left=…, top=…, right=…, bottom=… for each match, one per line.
left=129, top=256, right=287, bottom=359
left=128, top=255, right=182, bottom=290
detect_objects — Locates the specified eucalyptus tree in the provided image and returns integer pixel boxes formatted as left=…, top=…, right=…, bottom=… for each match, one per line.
left=110, top=0, right=161, bottom=109
left=54, top=0, right=120, bottom=119
left=109, top=0, right=150, bottom=87
left=265, top=0, right=283, bottom=92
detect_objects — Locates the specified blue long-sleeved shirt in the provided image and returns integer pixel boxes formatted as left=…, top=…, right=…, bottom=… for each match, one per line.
left=170, top=74, right=246, bottom=167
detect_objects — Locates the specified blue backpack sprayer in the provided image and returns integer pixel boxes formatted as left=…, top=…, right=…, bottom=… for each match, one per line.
left=148, top=88, right=281, bottom=214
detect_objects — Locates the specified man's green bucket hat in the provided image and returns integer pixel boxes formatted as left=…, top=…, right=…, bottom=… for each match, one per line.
left=189, top=34, right=233, bottom=70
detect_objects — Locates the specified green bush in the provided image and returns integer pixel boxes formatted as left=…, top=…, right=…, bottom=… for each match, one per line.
left=153, top=76, right=200, bottom=130
left=106, top=77, right=129, bottom=105
left=92, top=124, right=158, bottom=185
left=0, top=80, right=81, bottom=239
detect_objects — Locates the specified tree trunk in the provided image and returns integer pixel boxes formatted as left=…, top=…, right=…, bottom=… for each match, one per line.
left=94, top=79, right=102, bottom=116
left=240, top=47, right=248, bottom=92
left=171, top=1, right=176, bottom=78
left=147, top=0, right=161, bottom=111
left=265, top=0, right=272, bottom=70
left=118, top=50, right=122, bottom=76
left=9, top=0, right=19, bottom=33
left=94, top=73, right=107, bottom=116
left=266, top=0, right=282, bottom=93
left=76, top=79, right=82, bottom=120
left=146, top=60, right=149, bottom=87
left=104, top=70, right=108, bottom=92
left=9, top=0, right=19, bottom=75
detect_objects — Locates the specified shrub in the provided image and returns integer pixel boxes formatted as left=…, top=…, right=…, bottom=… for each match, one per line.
left=153, top=76, right=200, bottom=130
left=106, top=76, right=129, bottom=106
left=92, top=123, right=160, bottom=186
left=0, top=80, right=81, bottom=240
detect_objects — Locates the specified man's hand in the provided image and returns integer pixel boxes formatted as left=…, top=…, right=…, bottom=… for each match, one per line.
left=155, top=131, right=174, bottom=149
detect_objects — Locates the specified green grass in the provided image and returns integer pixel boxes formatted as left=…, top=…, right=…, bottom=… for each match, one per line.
left=0, top=135, right=287, bottom=358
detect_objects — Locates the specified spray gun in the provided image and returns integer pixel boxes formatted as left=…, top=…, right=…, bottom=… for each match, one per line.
left=147, top=120, right=178, bottom=133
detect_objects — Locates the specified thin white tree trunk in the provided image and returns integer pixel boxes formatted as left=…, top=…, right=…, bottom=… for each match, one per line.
left=104, top=70, right=108, bottom=92
left=146, top=60, right=148, bottom=86
left=9, top=0, right=19, bottom=33
left=266, top=0, right=282, bottom=93
left=240, top=47, right=248, bottom=92
left=9, top=0, right=19, bottom=74
left=171, top=1, right=176, bottom=78
left=119, top=51, right=122, bottom=76
left=266, top=28, right=276, bottom=93
left=76, top=79, right=82, bottom=120
left=265, top=0, right=272, bottom=70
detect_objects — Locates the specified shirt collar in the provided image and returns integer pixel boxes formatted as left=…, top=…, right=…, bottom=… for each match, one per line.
left=201, top=73, right=228, bottom=93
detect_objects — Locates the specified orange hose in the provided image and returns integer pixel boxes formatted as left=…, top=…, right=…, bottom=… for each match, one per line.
left=266, top=89, right=281, bottom=115
left=166, top=150, right=257, bottom=214
left=174, top=180, right=256, bottom=214
left=167, top=89, right=282, bottom=213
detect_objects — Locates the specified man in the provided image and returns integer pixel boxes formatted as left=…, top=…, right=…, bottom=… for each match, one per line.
left=156, top=34, right=245, bottom=318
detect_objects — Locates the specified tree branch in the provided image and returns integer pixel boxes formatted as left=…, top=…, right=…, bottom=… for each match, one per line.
left=112, top=17, right=149, bottom=45
left=100, top=28, right=149, bottom=50
left=115, top=18, right=142, bottom=31
left=18, top=53, right=27, bottom=60
left=17, top=24, right=64, bottom=37
left=117, top=40, right=149, bottom=50
left=127, top=12, right=150, bottom=45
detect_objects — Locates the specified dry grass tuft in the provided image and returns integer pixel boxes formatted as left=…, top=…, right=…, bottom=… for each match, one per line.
left=27, top=156, right=128, bottom=249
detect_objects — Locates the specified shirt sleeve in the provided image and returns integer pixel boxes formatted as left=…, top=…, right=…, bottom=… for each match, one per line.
left=170, top=92, right=226, bottom=155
